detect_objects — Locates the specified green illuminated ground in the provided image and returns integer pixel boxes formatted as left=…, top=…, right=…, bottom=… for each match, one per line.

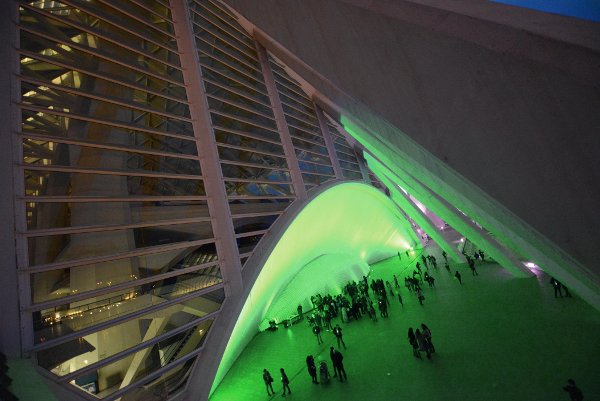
left=209, top=244, right=600, bottom=401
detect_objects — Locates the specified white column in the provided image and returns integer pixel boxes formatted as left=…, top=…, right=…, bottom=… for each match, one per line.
left=170, top=0, right=243, bottom=296
left=1, top=2, right=28, bottom=356
left=255, top=44, right=307, bottom=200
left=315, top=105, right=343, bottom=179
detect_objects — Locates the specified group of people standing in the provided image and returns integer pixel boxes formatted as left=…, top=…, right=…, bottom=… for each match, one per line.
left=408, top=323, right=435, bottom=360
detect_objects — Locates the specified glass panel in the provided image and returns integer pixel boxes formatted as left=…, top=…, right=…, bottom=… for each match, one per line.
left=284, top=114, right=320, bottom=135
left=194, top=26, right=260, bottom=72
left=21, top=3, right=180, bottom=65
left=205, top=82, right=274, bottom=117
left=292, top=139, right=329, bottom=157
left=65, top=318, right=215, bottom=397
left=24, top=140, right=201, bottom=176
left=33, top=267, right=222, bottom=344
left=202, top=67, right=270, bottom=105
left=120, top=358, right=196, bottom=400
left=287, top=126, right=325, bottom=146
left=20, top=54, right=186, bottom=105
left=220, top=164, right=290, bottom=183
left=37, top=293, right=222, bottom=376
left=31, top=243, right=219, bottom=304
left=342, top=169, right=364, bottom=180
left=198, top=50, right=267, bottom=93
left=24, top=169, right=206, bottom=198
left=335, top=148, right=359, bottom=163
left=211, top=114, right=280, bottom=143
left=229, top=200, right=290, bottom=216
left=191, top=0, right=254, bottom=48
left=218, top=146, right=286, bottom=169
left=278, top=92, right=314, bottom=116
left=295, top=149, right=331, bottom=165
left=26, top=201, right=209, bottom=230
left=21, top=82, right=193, bottom=136
left=275, top=82, right=312, bottom=109
left=20, top=10, right=182, bottom=83
left=237, top=233, right=264, bottom=255
left=21, top=111, right=197, bottom=154
left=339, top=159, right=360, bottom=171
left=297, top=161, right=335, bottom=176
left=233, top=215, right=279, bottom=235
left=214, top=130, right=283, bottom=154
left=26, top=0, right=179, bottom=49
left=28, top=221, right=214, bottom=265
left=302, top=173, right=334, bottom=186
left=224, top=181, right=293, bottom=197
left=207, top=98, right=275, bottom=129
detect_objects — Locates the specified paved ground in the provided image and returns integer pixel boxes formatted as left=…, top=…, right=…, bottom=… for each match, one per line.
left=209, top=245, right=600, bottom=401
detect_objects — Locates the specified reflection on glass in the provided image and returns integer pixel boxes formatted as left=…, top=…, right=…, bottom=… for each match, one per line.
left=31, top=243, right=219, bottom=305
left=33, top=268, right=222, bottom=345
left=66, top=318, right=215, bottom=398
left=37, top=289, right=223, bottom=377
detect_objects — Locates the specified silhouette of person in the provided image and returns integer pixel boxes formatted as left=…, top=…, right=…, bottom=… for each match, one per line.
left=280, top=368, right=291, bottom=396
left=262, top=369, right=274, bottom=396
left=333, top=324, right=346, bottom=349
left=331, top=347, right=347, bottom=382
left=306, top=355, right=318, bottom=383
left=455, top=270, right=462, bottom=285
left=313, top=325, right=323, bottom=344
left=563, top=379, right=583, bottom=401
left=550, top=277, right=563, bottom=297
left=297, top=304, right=303, bottom=320
left=408, top=327, right=420, bottom=358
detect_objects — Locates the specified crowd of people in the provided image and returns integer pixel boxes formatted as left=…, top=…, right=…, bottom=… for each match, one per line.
left=259, top=243, right=582, bottom=399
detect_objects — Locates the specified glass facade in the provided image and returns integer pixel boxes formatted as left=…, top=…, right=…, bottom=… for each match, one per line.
left=13, top=0, right=365, bottom=399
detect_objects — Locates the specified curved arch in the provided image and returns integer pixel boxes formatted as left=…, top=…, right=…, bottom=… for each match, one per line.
left=186, top=182, right=419, bottom=399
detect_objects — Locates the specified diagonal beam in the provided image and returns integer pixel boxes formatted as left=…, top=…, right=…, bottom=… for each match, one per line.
left=376, top=169, right=466, bottom=264
left=366, top=152, right=532, bottom=277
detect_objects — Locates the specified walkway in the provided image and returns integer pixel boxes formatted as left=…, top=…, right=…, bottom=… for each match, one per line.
left=209, top=245, right=600, bottom=401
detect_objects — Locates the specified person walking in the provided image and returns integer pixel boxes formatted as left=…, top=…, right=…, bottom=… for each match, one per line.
left=313, top=325, right=323, bottom=345
left=393, top=275, right=400, bottom=288
left=416, top=287, right=425, bottom=306
left=333, top=324, right=346, bottom=349
left=280, top=368, right=291, bottom=396
left=297, top=304, right=303, bottom=320
left=416, top=329, right=432, bottom=359
left=550, top=277, right=563, bottom=297
left=455, top=270, right=462, bottom=285
left=421, top=323, right=435, bottom=353
left=263, top=369, right=275, bottom=396
left=306, top=355, right=318, bottom=384
left=408, top=328, right=420, bottom=359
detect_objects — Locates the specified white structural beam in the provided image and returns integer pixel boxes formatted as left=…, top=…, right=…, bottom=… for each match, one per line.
left=255, top=43, right=307, bottom=200
left=376, top=172, right=466, bottom=264
left=366, top=152, right=532, bottom=277
left=170, top=0, right=243, bottom=296
left=315, top=105, right=343, bottom=179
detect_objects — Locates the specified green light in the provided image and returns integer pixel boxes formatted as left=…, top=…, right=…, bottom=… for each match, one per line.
left=210, top=182, right=417, bottom=395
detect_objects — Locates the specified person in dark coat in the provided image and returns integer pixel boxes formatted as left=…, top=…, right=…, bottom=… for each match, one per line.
left=333, top=324, right=346, bottom=349
left=313, top=325, right=323, bottom=344
left=280, top=368, right=291, bottom=396
left=408, top=328, right=420, bottom=358
left=306, top=355, right=318, bottom=383
left=330, top=347, right=347, bottom=382
left=563, top=379, right=583, bottom=401
left=550, top=277, right=563, bottom=297
left=263, top=369, right=275, bottom=396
